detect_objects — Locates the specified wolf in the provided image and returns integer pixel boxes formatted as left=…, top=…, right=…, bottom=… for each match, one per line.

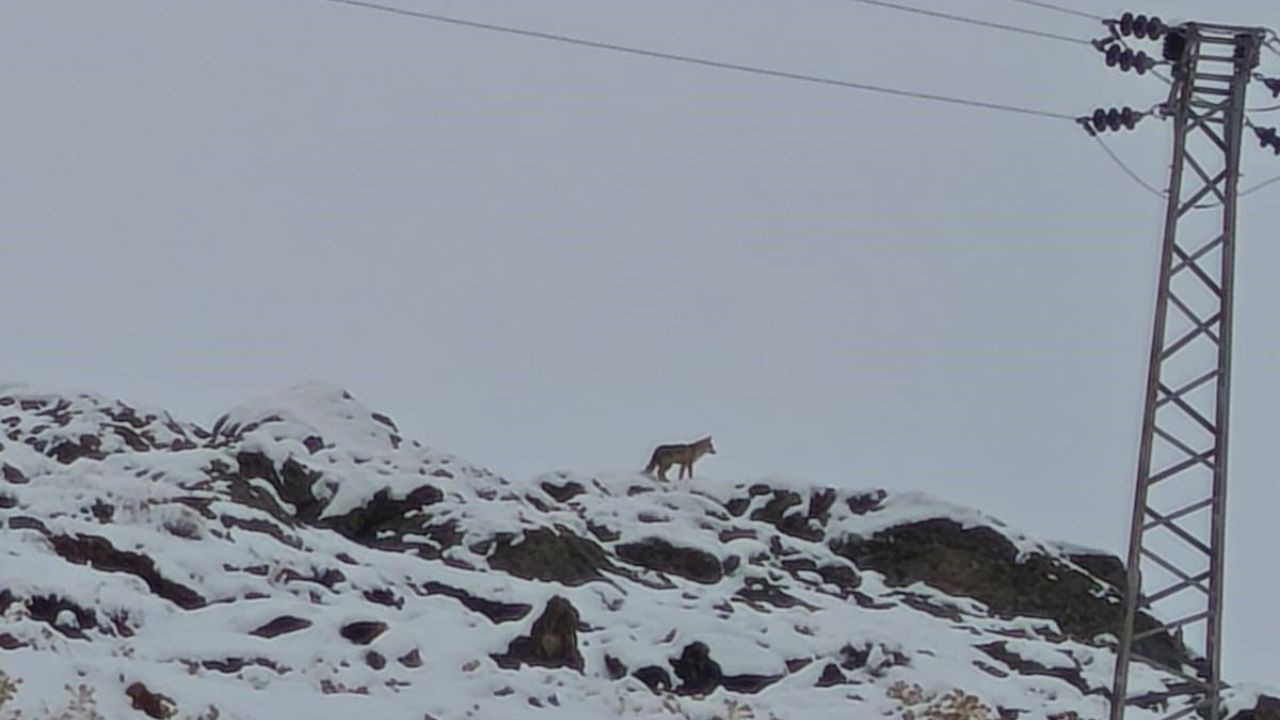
left=643, top=436, right=715, bottom=482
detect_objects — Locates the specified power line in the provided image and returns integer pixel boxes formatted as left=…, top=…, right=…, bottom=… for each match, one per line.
left=1095, top=124, right=1280, bottom=205
left=999, top=0, right=1105, bottom=23
left=1241, top=171, right=1280, bottom=196
left=838, top=0, right=1091, bottom=45
left=1264, top=33, right=1280, bottom=57
left=317, top=0, right=1077, bottom=121
left=1091, top=134, right=1167, bottom=200
left=317, top=0, right=1255, bottom=200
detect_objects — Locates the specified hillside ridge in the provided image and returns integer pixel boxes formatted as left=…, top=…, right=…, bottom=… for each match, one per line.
left=0, top=383, right=1274, bottom=720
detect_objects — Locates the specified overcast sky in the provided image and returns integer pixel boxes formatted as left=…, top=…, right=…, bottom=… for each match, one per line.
left=5, top=0, right=1278, bottom=685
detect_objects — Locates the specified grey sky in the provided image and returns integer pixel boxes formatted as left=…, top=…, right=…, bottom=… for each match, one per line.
left=5, top=0, right=1278, bottom=684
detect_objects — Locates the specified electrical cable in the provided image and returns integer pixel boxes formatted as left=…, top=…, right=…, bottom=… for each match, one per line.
left=1241, top=172, right=1280, bottom=197
left=317, top=0, right=1259, bottom=202
left=316, top=0, right=1077, bottom=121
left=1091, top=134, right=1167, bottom=200
left=1093, top=129, right=1280, bottom=203
left=837, top=0, right=1091, bottom=45
left=1263, top=33, right=1280, bottom=57
left=999, top=0, right=1104, bottom=23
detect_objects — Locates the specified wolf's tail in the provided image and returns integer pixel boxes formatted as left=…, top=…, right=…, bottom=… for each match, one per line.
left=642, top=451, right=658, bottom=475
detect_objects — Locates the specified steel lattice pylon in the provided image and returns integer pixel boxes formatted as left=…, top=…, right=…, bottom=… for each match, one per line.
left=1109, top=23, right=1265, bottom=720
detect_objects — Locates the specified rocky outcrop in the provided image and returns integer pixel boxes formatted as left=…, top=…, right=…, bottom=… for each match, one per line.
left=488, top=528, right=614, bottom=585
left=0, top=384, right=1256, bottom=720
left=616, top=537, right=723, bottom=584
left=492, top=596, right=583, bottom=671
left=830, top=517, right=1191, bottom=670
left=1232, top=696, right=1280, bottom=720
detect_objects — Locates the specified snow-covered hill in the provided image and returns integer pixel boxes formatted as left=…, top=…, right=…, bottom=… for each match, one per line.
left=0, top=383, right=1275, bottom=719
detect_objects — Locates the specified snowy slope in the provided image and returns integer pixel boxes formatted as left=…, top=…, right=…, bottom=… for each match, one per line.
left=0, top=383, right=1274, bottom=720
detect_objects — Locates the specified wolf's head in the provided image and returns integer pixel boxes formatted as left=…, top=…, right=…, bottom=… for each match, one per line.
left=697, top=436, right=716, bottom=455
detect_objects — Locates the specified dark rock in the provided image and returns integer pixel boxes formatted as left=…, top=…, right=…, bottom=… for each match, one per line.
left=736, top=578, right=816, bottom=610
left=751, top=490, right=822, bottom=541
left=49, top=534, right=205, bottom=610
left=846, top=490, right=887, bottom=515
left=830, top=518, right=1190, bottom=669
left=586, top=520, right=620, bottom=542
left=108, top=611, right=134, bottom=638
left=0, top=633, right=26, bottom=650
left=365, top=651, right=386, bottom=670
left=839, top=644, right=870, bottom=670
left=975, top=660, right=1011, bottom=679
left=668, top=641, right=780, bottom=696
left=0, top=494, right=15, bottom=509
left=808, top=488, right=837, bottom=522
left=976, top=642, right=1089, bottom=694
left=489, top=528, right=613, bottom=586
left=1, top=463, right=26, bottom=484
left=816, top=564, right=861, bottom=592
left=231, top=451, right=325, bottom=522
left=1230, top=695, right=1280, bottom=720
left=421, top=581, right=531, bottom=623
left=324, top=484, right=443, bottom=544
left=419, top=520, right=462, bottom=553
left=303, top=435, right=326, bottom=454
left=27, top=594, right=96, bottom=638
left=616, top=537, right=722, bottom=584
left=899, top=592, right=964, bottom=621
left=605, top=654, right=628, bottom=680
left=1066, top=551, right=1126, bottom=593
left=90, top=500, right=115, bottom=522
left=721, top=673, right=782, bottom=694
left=265, top=567, right=343, bottom=589
left=49, top=434, right=104, bottom=464
left=672, top=642, right=721, bottom=695
left=785, top=657, right=811, bottom=673
left=126, top=681, right=175, bottom=719
left=219, top=514, right=302, bottom=549
left=634, top=665, right=672, bottom=692
left=817, top=663, right=847, bottom=687
left=363, top=588, right=403, bottom=609
left=340, top=621, right=388, bottom=646
left=492, top=596, right=584, bottom=672
left=250, top=616, right=312, bottom=638
left=724, top=497, right=750, bottom=517
left=781, top=557, right=817, bottom=574
left=541, top=480, right=585, bottom=503
left=398, top=649, right=423, bottom=668
left=718, top=528, right=756, bottom=543
left=8, top=516, right=48, bottom=533
left=751, top=490, right=802, bottom=523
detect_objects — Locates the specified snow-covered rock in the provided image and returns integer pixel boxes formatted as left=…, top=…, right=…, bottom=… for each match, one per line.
left=0, top=383, right=1274, bottom=719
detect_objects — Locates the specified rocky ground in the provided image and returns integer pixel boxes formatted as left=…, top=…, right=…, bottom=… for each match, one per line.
left=0, top=382, right=1275, bottom=719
